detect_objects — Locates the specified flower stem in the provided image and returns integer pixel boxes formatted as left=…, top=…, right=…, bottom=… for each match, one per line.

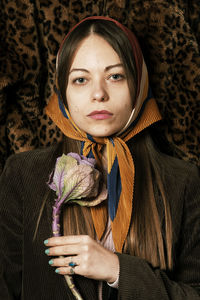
left=52, top=202, right=83, bottom=300
left=52, top=205, right=61, bottom=236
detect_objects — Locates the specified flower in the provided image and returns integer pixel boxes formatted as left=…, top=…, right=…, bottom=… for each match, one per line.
left=48, top=152, right=107, bottom=236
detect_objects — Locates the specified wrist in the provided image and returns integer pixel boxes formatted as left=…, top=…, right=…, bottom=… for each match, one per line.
left=107, top=254, right=119, bottom=284
left=107, top=273, right=119, bottom=289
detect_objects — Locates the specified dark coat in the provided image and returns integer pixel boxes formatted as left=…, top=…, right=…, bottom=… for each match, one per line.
left=0, top=144, right=200, bottom=299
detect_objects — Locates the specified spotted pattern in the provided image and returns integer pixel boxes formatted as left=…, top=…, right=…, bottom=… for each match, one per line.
left=0, top=0, right=199, bottom=172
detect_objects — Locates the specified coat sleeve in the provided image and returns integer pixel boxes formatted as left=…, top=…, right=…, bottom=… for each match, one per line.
left=116, top=167, right=200, bottom=300
left=0, top=155, right=23, bottom=299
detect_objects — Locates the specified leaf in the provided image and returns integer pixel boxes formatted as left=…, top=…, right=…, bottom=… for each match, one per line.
left=61, top=164, right=100, bottom=202
left=72, top=183, right=107, bottom=206
left=48, top=152, right=107, bottom=211
left=52, top=154, right=77, bottom=196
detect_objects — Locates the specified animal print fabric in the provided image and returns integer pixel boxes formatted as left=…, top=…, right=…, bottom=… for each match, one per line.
left=0, top=0, right=200, bottom=173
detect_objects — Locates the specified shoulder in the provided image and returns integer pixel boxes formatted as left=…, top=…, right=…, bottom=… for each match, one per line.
left=0, top=144, right=63, bottom=215
left=150, top=150, right=200, bottom=212
left=5, top=143, right=61, bottom=167
left=1, top=144, right=62, bottom=181
left=154, top=151, right=199, bottom=183
left=156, top=152, right=200, bottom=215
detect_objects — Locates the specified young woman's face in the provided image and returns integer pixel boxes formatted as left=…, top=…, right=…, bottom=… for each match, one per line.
left=66, top=34, right=133, bottom=137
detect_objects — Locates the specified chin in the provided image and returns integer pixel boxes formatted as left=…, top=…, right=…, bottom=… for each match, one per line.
left=88, top=130, right=119, bottom=138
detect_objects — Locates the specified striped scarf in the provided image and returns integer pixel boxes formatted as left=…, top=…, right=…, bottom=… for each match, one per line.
left=46, top=17, right=162, bottom=252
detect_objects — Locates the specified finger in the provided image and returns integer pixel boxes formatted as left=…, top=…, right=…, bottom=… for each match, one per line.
left=48, top=256, right=80, bottom=268
left=55, top=265, right=80, bottom=275
left=55, top=261, right=84, bottom=276
left=44, top=235, right=91, bottom=247
left=45, top=244, right=82, bottom=256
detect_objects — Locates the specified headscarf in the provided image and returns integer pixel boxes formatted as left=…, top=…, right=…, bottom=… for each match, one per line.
left=46, top=16, right=162, bottom=253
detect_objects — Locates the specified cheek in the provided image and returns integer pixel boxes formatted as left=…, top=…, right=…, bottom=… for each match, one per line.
left=113, top=86, right=132, bottom=109
left=66, top=91, right=80, bottom=115
left=124, top=95, right=133, bottom=114
left=68, top=103, right=80, bottom=116
left=126, top=101, right=133, bottom=113
left=116, top=95, right=132, bottom=115
left=117, top=101, right=133, bottom=126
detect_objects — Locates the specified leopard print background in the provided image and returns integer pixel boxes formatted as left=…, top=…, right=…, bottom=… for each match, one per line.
left=0, top=0, right=200, bottom=173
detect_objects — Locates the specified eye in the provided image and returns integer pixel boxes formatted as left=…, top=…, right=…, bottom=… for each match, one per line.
left=73, top=77, right=87, bottom=84
left=109, top=73, right=125, bottom=81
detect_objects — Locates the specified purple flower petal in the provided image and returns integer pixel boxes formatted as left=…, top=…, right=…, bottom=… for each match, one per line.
left=68, top=152, right=95, bottom=167
left=48, top=181, right=57, bottom=192
left=68, top=152, right=82, bottom=162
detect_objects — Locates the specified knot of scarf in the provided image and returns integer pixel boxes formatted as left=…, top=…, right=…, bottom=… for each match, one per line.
left=46, top=85, right=161, bottom=252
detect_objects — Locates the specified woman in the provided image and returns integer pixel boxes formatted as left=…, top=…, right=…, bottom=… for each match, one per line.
left=0, top=17, right=200, bottom=300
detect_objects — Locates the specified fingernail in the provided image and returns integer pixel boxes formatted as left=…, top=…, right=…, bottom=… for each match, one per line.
left=44, top=239, right=49, bottom=245
left=55, top=269, right=60, bottom=274
left=49, top=259, right=54, bottom=265
left=45, top=249, right=50, bottom=255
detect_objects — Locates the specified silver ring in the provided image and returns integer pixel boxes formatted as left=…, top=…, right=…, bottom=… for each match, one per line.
left=70, top=267, right=75, bottom=275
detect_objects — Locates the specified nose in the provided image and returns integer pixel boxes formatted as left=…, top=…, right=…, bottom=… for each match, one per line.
left=92, top=79, right=109, bottom=102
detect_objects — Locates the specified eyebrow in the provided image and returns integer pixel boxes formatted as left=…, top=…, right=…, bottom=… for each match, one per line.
left=105, top=63, right=123, bottom=71
left=69, top=68, right=89, bottom=74
left=69, top=63, right=124, bottom=74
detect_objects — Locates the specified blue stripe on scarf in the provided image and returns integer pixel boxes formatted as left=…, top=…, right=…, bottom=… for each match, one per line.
left=108, top=156, right=122, bottom=221
left=56, top=89, right=69, bottom=119
left=81, top=142, right=84, bottom=155
left=87, top=133, right=96, bottom=142
left=109, top=138, right=114, bottom=145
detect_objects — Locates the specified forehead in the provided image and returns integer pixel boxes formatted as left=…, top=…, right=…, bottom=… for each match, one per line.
left=70, top=34, right=121, bottom=69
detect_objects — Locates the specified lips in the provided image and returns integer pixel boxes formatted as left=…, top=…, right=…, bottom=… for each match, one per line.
left=87, top=110, right=113, bottom=120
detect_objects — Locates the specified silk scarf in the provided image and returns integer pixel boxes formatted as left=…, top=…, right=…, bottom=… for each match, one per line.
left=46, top=16, right=162, bottom=252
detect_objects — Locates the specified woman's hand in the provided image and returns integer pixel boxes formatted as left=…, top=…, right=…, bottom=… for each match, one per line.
left=44, top=235, right=119, bottom=283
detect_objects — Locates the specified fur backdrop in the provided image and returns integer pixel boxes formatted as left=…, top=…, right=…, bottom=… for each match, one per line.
left=0, top=0, right=200, bottom=173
